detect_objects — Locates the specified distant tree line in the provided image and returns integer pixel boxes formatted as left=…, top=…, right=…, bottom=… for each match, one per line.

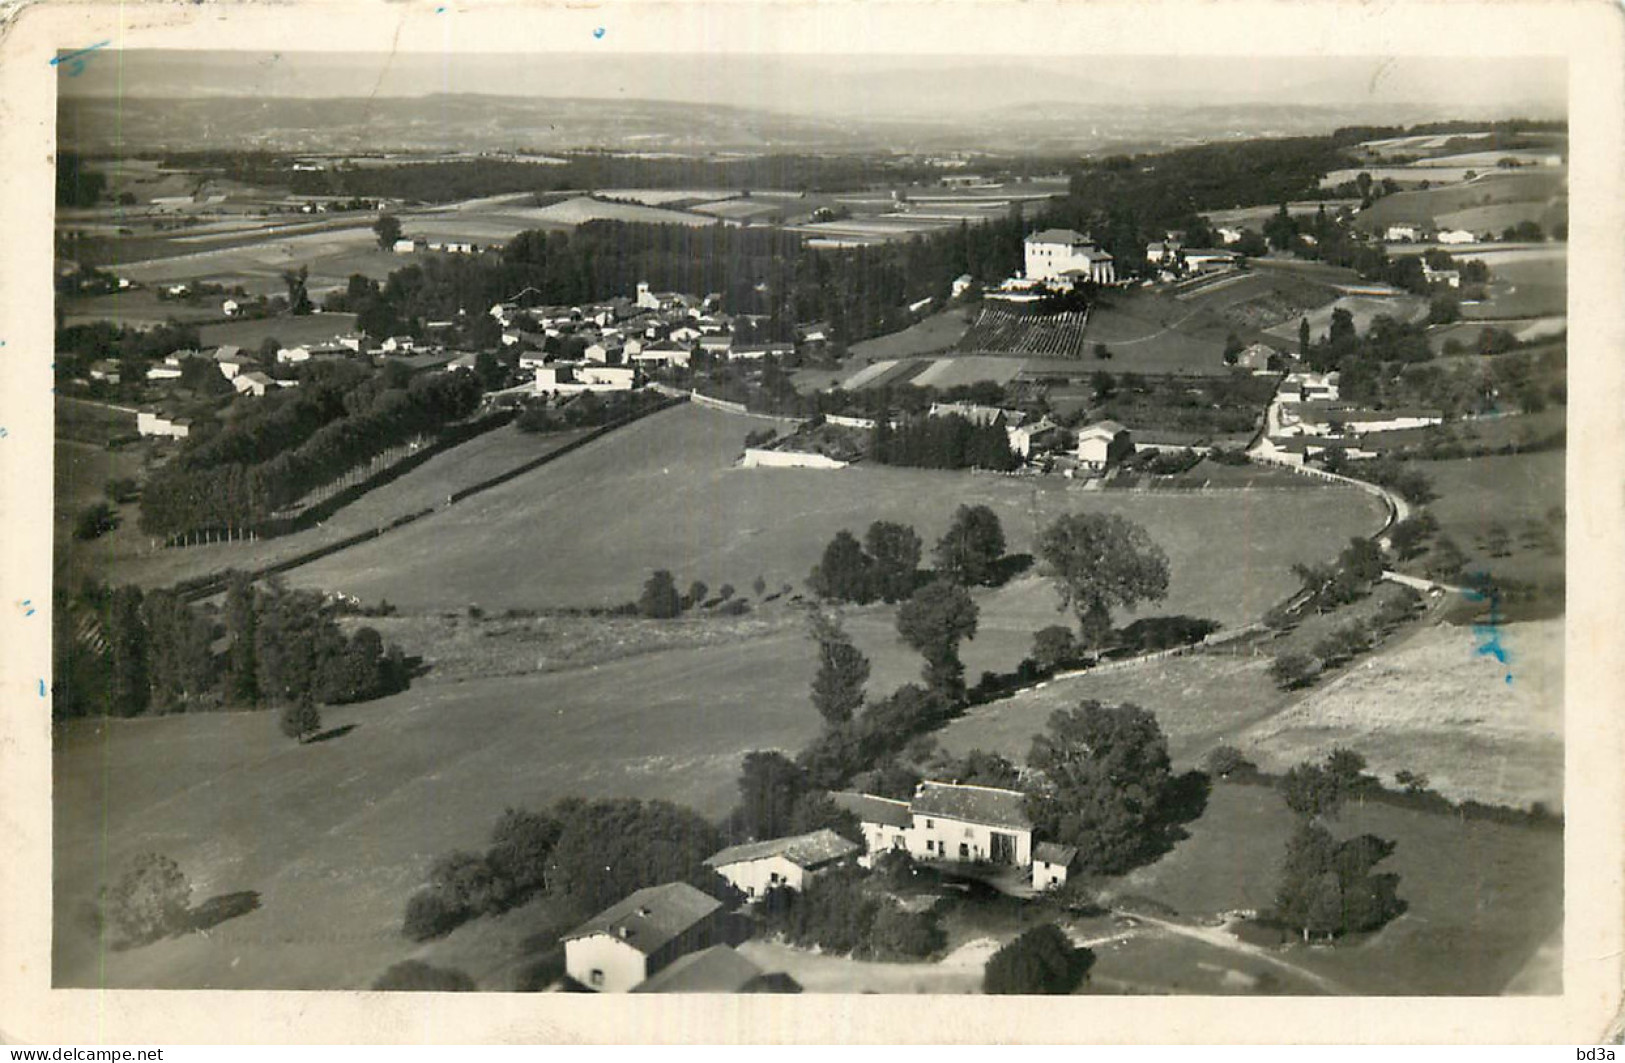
left=54, top=574, right=409, bottom=720
left=139, top=362, right=480, bottom=539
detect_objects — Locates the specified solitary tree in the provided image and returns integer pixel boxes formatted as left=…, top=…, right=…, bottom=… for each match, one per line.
left=1298, top=316, right=1311, bottom=359
left=1030, top=625, right=1078, bottom=672
left=808, top=530, right=876, bottom=603
left=808, top=611, right=871, bottom=726
left=896, top=580, right=980, bottom=702
left=734, top=751, right=810, bottom=840
left=373, top=213, right=403, bottom=250
left=639, top=570, right=683, bottom=619
left=280, top=694, right=323, bottom=744
left=864, top=521, right=923, bottom=603
left=281, top=265, right=313, bottom=316
left=1035, top=512, right=1170, bottom=649
left=983, top=923, right=1095, bottom=994
left=103, top=852, right=191, bottom=946
left=933, top=504, right=1006, bottom=586
left=1027, top=700, right=1175, bottom=875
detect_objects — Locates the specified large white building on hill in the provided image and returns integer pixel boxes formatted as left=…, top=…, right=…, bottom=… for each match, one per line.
left=1024, top=228, right=1117, bottom=286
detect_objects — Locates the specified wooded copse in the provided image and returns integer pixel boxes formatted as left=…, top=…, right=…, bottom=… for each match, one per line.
left=54, top=574, right=410, bottom=720
left=139, top=363, right=480, bottom=539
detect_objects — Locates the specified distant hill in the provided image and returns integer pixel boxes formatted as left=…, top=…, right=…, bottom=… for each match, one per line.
left=59, top=91, right=1522, bottom=157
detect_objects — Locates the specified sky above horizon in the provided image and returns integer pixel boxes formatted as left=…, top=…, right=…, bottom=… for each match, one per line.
left=60, top=52, right=1566, bottom=121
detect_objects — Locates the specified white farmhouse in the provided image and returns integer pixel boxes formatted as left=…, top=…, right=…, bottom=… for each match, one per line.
left=1032, top=842, right=1080, bottom=891
left=561, top=881, right=725, bottom=993
left=702, top=829, right=860, bottom=899
left=534, top=363, right=635, bottom=396
left=234, top=371, right=274, bottom=397
left=1007, top=417, right=1061, bottom=459
left=1437, top=229, right=1478, bottom=245
left=1024, top=229, right=1117, bottom=286
left=833, top=781, right=1035, bottom=868
left=1076, top=419, right=1132, bottom=472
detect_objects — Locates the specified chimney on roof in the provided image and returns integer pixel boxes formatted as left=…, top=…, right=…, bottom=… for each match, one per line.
left=636, top=906, right=652, bottom=917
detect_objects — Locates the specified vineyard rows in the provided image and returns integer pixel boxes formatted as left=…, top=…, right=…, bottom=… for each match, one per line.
left=958, top=307, right=1092, bottom=358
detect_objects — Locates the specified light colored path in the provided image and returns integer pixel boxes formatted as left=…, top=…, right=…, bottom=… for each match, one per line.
left=1115, top=910, right=1351, bottom=995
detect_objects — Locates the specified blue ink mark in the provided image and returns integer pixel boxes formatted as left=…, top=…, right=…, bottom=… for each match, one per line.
left=0, top=427, right=7, bottom=438
left=39, top=679, right=47, bottom=697
left=1466, top=574, right=1513, bottom=683
left=21, top=599, right=34, bottom=616
left=593, top=26, right=606, bottom=38
left=50, top=41, right=110, bottom=77
left=436, top=5, right=446, bottom=11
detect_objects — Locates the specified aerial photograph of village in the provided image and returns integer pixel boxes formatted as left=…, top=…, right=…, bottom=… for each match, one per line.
left=48, top=45, right=1568, bottom=998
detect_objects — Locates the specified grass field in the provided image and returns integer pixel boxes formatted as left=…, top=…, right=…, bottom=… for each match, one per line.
left=284, top=404, right=1385, bottom=632
left=1264, top=294, right=1427, bottom=345
left=58, top=291, right=231, bottom=329
left=1237, top=618, right=1563, bottom=811
left=71, top=423, right=592, bottom=593
left=1349, top=172, right=1566, bottom=232
left=849, top=310, right=973, bottom=361
left=1106, top=781, right=1562, bottom=994
left=51, top=628, right=825, bottom=990
left=1460, top=254, right=1567, bottom=320
left=937, top=649, right=1292, bottom=769
left=197, top=312, right=359, bottom=351
left=1417, top=450, right=1566, bottom=587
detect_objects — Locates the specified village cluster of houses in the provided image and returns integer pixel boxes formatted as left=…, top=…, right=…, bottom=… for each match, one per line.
left=561, top=781, right=1082, bottom=994
left=492, top=282, right=801, bottom=399
left=1263, top=370, right=1444, bottom=463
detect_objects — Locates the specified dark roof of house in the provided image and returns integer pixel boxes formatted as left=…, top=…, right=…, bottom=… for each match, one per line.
left=1080, top=419, right=1128, bottom=437
left=911, top=781, right=1033, bottom=831
left=704, top=829, right=861, bottom=871
left=560, top=882, right=721, bottom=955
left=630, top=946, right=764, bottom=993
left=830, top=791, right=912, bottom=829
left=1027, top=228, right=1088, bottom=245
left=1034, top=842, right=1079, bottom=866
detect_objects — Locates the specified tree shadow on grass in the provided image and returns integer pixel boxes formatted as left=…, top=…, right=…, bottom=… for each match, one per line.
left=988, top=553, right=1035, bottom=588
left=306, top=723, right=357, bottom=744
left=187, top=890, right=261, bottom=933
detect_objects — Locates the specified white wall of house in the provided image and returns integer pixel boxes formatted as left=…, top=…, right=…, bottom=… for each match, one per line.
left=1033, top=859, right=1070, bottom=891
left=565, top=934, right=649, bottom=993
left=1077, top=434, right=1113, bottom=469
left=907, top=815, right=1031, bottom=866
left=740, top=449, right=847, bottom=470
left=712, top=854, right=807, bottom=898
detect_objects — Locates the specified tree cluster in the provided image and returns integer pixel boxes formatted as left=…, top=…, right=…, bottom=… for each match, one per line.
left=755, top=863, right=946, bottom=960
left=55, top=575, right=409, bottom=720
left=1025, top=701, right=1186, bottom=876
left=869, top=412, right=1019, bottom=471
left=140, top=364, right=480, bottom=538
left=725, top=751, right=865, bottom=844
left=806, top=521, right=924, bottom=605
left=1274, top=824, right=1404, bottom=941
left=404, top=798, right=734, bottom=941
